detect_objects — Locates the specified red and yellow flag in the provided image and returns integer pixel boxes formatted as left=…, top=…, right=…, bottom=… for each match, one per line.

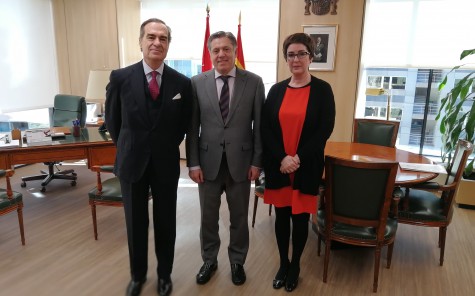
left=201, top=5, right=212, bottom=72
left=235, top=11, right=245, bottom=70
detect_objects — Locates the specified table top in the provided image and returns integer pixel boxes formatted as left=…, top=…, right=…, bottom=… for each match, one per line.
left=325, top=142, right=437, bottom=186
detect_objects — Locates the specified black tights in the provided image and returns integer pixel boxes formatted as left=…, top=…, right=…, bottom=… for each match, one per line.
left=274, top=206, right=309, bottom=272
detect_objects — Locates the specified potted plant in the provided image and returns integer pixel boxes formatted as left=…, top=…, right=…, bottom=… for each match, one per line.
left=437, top=48, right=475, bottom=206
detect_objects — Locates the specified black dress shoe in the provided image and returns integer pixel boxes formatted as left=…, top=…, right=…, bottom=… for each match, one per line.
left=158, top=278, right=173, bottom=296
left=126, top=278, right=146, bottom=296
left=285, top=278, right=298, bottom=292
left=230, top=264, right=246, bottom=285
left=196, top=262, right=218, bottom=285
left=273, top=262, right=289, bottom=289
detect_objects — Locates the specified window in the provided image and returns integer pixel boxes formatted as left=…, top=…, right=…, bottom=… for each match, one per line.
left=357, top=0, right=475, bottom=158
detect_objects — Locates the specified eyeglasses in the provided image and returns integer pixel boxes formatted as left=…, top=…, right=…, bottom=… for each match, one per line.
left=286, top=51, right=310, bottom=60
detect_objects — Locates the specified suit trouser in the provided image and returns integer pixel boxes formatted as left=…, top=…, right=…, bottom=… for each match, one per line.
left=198, top=156, right=251, bottom=265
left=120, top=162, right=178, bottom=281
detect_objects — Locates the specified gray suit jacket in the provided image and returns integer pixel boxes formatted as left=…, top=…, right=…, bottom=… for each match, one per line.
left=186, top=68, right=264, bottom=182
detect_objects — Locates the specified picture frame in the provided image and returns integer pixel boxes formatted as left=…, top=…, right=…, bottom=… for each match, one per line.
left=303, top=24, right=338, bottom=71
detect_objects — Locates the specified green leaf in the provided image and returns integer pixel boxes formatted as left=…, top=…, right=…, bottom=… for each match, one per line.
left=460, top=49, right=475, bottom=60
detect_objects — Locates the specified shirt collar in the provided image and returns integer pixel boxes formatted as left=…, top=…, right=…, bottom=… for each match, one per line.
left=143, top=60, right=164, bottom=76
left=214, top=67, right=236, bottom=79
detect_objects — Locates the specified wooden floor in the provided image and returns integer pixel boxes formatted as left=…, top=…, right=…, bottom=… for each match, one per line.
left=1, top=161, right=475, bottom=296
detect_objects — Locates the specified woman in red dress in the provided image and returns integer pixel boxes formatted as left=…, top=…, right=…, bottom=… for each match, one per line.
left=261, top=33, right=335, bottom=292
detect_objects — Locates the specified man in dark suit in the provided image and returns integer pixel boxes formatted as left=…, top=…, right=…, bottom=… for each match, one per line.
left=105, top=18, right=191, bottom=296
left=186, top=31, right=264, bottom=286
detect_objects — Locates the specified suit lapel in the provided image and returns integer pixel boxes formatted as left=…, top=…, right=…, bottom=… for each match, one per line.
left=204, top=70, right=224, bottom=124
left=130, top=62, right=153, bottom=127
left=226, top=68, right=246, bottom=124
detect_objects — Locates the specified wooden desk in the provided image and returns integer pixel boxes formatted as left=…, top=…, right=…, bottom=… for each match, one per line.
left=0, top=128, right=116, bottom=170
left=325, top=142, right=437, bottom=186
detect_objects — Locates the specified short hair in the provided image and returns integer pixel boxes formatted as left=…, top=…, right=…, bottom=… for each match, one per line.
left=282, top=33, right=315, bottom=61
left=139, top=18, right=172, bottom=42
left=207, top=31, right=237, bottom=51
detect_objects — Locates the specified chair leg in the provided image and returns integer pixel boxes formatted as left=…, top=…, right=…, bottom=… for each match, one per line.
left=386, top=241, right=394, bottom=268
left=317, top=232, right=322, bottom=256
left=373, top=246, right=382, bottom=293
left=323, top=238, right=331, bottom=283
left=90, top=201, right=98, bottom=240
left=252, top=194, right=258, bottom=228
left=439, top=226, right=447, bottom=266
left=17, top=203, right=25, bottom=245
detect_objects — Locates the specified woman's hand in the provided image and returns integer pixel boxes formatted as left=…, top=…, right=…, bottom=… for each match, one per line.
left=280, top=155, right=300, bottom=174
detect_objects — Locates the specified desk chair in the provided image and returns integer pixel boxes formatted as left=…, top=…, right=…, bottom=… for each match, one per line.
left=316, top=156, right=398, bottom=292
left=398, top=139, right=473, bottom=266
left=1, top=169, right=25, bottom=245
left=21, top=94, right=86, bottom=192
left=353, top=118, right=400, bottom=148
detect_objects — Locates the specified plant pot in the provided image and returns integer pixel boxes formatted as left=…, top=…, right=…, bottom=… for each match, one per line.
left=456, top=177, right=475, bottom=208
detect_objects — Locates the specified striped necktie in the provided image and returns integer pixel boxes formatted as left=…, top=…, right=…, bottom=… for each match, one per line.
left=219, top=75, right=230, bottom=121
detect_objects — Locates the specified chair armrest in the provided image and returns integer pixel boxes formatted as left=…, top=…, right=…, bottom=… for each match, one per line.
left=90, top=165, right=115, bottom=194
left=412, top=181, right=441, bottom=190
left=0, top=169, right=15, bottom=199
left=390, top=187, right=404, bottom=218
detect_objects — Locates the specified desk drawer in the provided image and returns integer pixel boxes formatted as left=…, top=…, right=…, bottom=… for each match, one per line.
left=88, top=146, right=116, bottom=167
left=11, top=147, right=87, bottom=164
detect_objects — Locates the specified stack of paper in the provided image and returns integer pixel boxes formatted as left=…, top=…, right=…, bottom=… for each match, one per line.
left=399, top=162, right=447, bottom=174
left=25, top=129, right=52, bottom=146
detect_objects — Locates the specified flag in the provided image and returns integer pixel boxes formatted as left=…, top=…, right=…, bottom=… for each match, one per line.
left=235, top=11, right=245, bottom=69
left=201, top=5, right=212, bottom=72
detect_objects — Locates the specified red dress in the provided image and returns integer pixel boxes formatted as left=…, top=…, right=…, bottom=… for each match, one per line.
left=264, top=85, right=317, bottom=214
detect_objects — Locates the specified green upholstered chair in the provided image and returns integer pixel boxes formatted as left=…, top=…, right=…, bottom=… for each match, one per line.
left=88, top=165, right=123, bottom=240
left=398, top=139, right=473, bottom=266
left=251, top=171, right=272, bottom=228
left=21, top=94, right=87, bottom=192
left=353, top=118, right=400, bottom=148
left=0, top=169, right=25, bottom=245
left=316, top=156, right=398, bottom=293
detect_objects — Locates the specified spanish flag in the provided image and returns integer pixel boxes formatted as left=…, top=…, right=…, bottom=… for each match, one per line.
left=235, top=11, right=245, bottom=70
left=201, top=5, right=212, bottom=72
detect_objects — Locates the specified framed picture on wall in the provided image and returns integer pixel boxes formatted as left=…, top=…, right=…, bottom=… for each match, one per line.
left=303, top=24, right=338, bottom=71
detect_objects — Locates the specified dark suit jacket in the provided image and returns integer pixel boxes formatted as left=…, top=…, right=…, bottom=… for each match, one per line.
left=186, top=68, right=265, bottom=182
left=105, top=61, right=191, bottom=182
left=261, top=75, right=335, bottom=195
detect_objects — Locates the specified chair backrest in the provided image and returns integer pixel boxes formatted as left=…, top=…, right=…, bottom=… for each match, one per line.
left=353, top=118, right=400, bottom=148
left=442, top=139, right=474, bottom=217
left=51, top=94, right=87, bottom=128
left=324, top=156, right=398, bottom=239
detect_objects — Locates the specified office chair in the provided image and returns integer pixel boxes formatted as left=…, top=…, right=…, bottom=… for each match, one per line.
left=21, top=94, right=87, bottom=192
left=353, top=118, right=400, bottom=148
left=398, top=139, right=473, bottom=266
left=1, top=169, right=25, bottom=245
left=316, top=156, right=399, bottom=292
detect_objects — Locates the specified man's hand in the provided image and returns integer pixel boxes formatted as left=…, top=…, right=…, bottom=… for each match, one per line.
left=248, top=166, right=260, bottom=181
left=280, top=155, right=300, bottom=174
left=189, top=169, right=204, bottom=184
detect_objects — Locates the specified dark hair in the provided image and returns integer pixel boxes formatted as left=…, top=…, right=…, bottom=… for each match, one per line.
left=282, top=33, right=315, bottom=61
left=207, top=31, right=237, bottom=51
left=139, top=18, right=172, bottom=42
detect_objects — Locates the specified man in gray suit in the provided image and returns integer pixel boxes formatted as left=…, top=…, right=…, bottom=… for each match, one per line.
left=186, top=31, right=264, bottom=286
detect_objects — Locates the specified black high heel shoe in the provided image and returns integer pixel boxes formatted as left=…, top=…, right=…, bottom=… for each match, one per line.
left=272, top=263, right=289, bottom=289
left=285, top=265, right=300, bottom=292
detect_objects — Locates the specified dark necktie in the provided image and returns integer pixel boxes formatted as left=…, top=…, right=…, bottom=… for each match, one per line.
left=219, top=76, right=230, bottom=121
left=149, top=71, right=160, bottom=100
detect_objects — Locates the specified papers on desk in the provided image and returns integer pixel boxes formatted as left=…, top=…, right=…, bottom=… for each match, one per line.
left=25, top=129, right=52, bottom=146
left=0, top=139, right=20, bottom=149
left=399, top=162, right=447, bottom=174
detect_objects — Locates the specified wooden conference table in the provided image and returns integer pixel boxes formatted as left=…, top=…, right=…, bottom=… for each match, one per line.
left=0, top=128, right=116, bottom=170
left=324, top=142, right=437, bottom=186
